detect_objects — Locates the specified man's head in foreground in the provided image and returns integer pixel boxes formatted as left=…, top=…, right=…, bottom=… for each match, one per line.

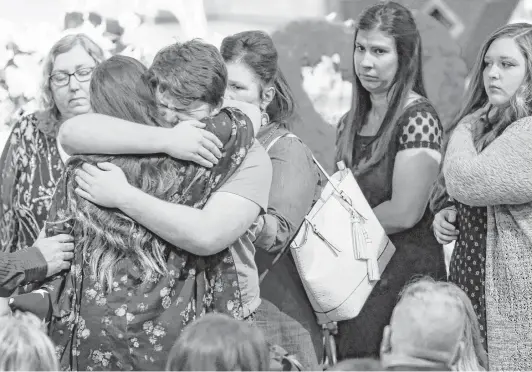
left=380, top=278, right=467, bottom=371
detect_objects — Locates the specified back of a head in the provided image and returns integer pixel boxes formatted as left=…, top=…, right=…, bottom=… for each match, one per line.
left=149, top=39, right=227, bottom=109
left=383, top=278, right=466, bottom=370
left=166, top=313, right=269, bottom=371
left=90, top=55, right=162, bottom=127
left=0, top=311, right=59, bottom=371
left=68, top=54, right=183, bottom=293
left=329, top=358, right=383, bottom=371
left=439, top=283, right=487, bottom=371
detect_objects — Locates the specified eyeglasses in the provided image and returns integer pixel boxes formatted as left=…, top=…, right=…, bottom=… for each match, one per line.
left=49, top=67, right=94, bottom=87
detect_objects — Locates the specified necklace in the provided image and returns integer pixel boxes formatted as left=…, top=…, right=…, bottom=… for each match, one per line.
left=259, top=122, right=281, bottom=147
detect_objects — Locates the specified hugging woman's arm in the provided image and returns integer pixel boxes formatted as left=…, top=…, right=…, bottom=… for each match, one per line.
left=12, top=53, right=266, bottom=371
left=59, top=99, right=261, bottom=168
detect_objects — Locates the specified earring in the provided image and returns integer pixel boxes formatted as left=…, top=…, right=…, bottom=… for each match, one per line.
left=261, top=111, right=270, bottom=127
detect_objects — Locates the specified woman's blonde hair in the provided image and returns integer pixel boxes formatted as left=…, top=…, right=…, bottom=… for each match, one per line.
left=430, top=23, right=532, bottom=212
left=166, top=313, right=270, bottom=371
left=37, top=33, right=105, bottom=136
left=0, top=311, right=59, bottom=371
left=400, top=277, right=488, bottom=371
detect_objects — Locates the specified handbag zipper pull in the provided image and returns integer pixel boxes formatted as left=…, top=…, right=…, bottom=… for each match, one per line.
left=311, top=224, right=341, bottom=256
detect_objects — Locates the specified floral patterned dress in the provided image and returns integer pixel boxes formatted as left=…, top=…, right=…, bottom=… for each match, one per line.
left=14, top=108, right=253, bottom=371
left=0, top=113, right=64, bottom=255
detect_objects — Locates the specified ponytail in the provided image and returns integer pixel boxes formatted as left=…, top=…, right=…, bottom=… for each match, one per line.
left=266, top=68, right=296, bottom=128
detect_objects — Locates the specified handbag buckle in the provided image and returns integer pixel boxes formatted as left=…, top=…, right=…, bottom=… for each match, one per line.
left=339, top=190, right=352, bottom=206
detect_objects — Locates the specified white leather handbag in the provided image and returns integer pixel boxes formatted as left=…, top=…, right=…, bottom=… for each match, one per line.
left=265, top=134, right=396, bottom=325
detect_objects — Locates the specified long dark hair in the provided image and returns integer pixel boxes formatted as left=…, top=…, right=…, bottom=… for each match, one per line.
left=429, top=23, right=532, bottom=212
left=336, top=1, right=426, bottom=174
left=60, top=55, right=181, bottom=292
left=220, top=30, right=296, bottom=128
left=89, top=55, right=163, bottom=127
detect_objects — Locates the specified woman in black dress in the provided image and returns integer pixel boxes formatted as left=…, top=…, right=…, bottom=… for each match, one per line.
left=431, top=142, right=488, bottom=351
left=335, top=1, right=447, bottom=359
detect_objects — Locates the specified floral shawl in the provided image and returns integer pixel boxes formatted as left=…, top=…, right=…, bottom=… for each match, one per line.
left=0, top=112, right=64, bottom=255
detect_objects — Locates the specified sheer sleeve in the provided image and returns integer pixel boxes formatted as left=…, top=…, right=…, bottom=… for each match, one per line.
left=398, top=107, right=443, bottom=152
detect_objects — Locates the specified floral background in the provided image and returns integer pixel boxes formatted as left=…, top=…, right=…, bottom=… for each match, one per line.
left=0, top=4, right=353, bottom=164
left=0, top=11, right=145, bottom=147
left=1, top=0, right=527, bottom=172
left=0, top=0, right=237, bottom=148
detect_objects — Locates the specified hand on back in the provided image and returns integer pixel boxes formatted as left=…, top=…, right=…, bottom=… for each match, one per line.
left=165, top=120, right=223, bottom=168
left=33, top=234, right=75, bottom=277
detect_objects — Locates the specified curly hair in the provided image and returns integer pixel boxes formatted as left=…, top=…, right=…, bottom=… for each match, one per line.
left=63, top=155, right=189, bottom=292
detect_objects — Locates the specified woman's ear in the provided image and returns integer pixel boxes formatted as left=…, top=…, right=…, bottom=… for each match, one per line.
left=210, top=101, right=223, bottom=117
left=260, top=86, right=275, bottom=111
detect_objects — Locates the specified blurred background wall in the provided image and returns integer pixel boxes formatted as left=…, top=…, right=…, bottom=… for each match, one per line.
left=0, top=0, right=530, bottom=170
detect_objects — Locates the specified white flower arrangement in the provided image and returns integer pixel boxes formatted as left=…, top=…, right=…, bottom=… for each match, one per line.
left=0, top=12, right=147, bottom=138
left=301, top=54, right=352, bottom=126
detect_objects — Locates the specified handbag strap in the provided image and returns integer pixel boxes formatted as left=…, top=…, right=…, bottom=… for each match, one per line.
left=279, top=134, right=351, bottom=207
left=259, top=132, right=298, bottom=283
left=258, top=133, right=354, bottom=284
left=265, top=132, right=287, bottom=152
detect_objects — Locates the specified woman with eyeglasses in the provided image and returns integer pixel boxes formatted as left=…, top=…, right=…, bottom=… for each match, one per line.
left=0, top=34, right=103, bottom=278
